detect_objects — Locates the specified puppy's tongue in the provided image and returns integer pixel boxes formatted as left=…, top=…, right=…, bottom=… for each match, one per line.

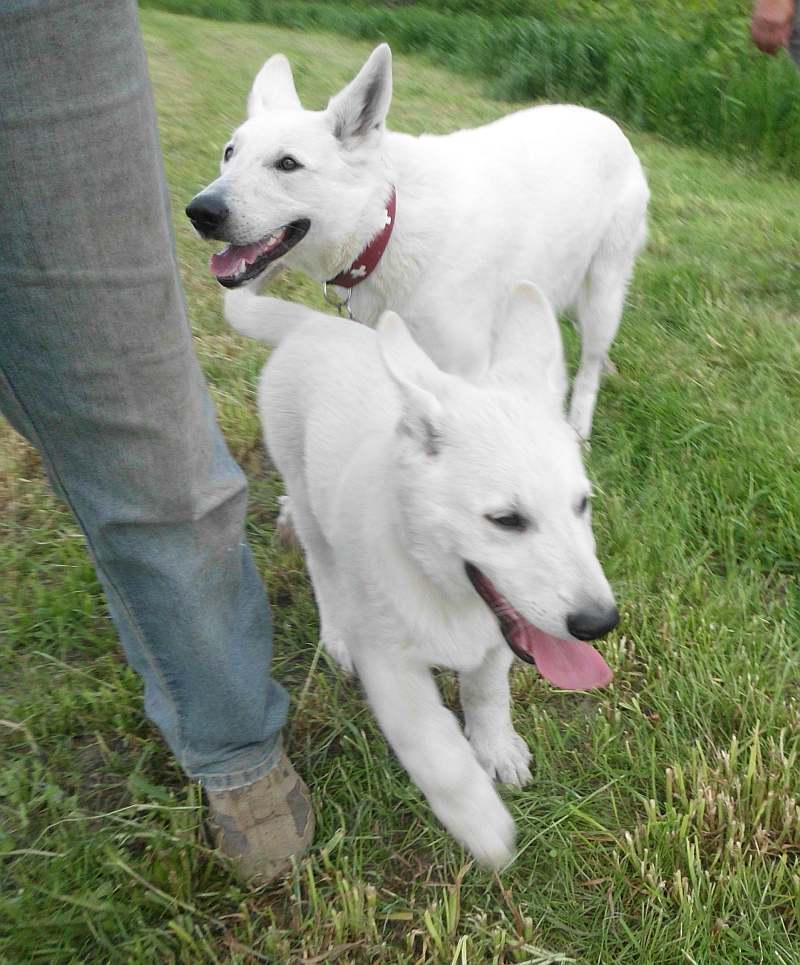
left=511, top=624, right=613, bottom=691
left=465, top=563, right=613, bottom=691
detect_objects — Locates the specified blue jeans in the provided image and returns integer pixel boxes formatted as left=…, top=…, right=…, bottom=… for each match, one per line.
left=0, top=0, right=288, bottom=790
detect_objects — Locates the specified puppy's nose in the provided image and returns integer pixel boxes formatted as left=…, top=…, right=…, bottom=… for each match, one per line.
left=567, top=605, right=619, bottom=641
left=185, top=193, right=229, bottom=236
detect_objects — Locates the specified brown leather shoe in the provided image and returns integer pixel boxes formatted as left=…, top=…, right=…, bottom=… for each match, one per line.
left=207, top=753, right=314, bottom=883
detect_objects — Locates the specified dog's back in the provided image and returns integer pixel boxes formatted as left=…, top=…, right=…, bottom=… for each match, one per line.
left=258, top=309, right=396, bottom=539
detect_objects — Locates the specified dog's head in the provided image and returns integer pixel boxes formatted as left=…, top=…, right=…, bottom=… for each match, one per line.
left=185, top=45, right=394, bottom=288
left=378, top=282, right=617, bottom=689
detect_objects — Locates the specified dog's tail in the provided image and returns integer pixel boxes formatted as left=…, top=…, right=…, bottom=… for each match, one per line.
left=224, top=289, right=323, bottom=347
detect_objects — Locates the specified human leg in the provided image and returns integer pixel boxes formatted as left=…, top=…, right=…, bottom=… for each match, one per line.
left=0, top=0, right=289, bottom=792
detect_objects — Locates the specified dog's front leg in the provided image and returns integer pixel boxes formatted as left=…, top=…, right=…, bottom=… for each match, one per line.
left=223, top=287, right=313, bottom=344
left=356, top=649, right=516, bottom=869
left=460, top=646, right=532, bottom=787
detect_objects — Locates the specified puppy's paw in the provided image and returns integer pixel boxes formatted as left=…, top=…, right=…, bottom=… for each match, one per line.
left=468, top=728, right=532, bottom=788
left=434, top=777, right=516, bottom=870
left=321, top=630, right=354, bottom=675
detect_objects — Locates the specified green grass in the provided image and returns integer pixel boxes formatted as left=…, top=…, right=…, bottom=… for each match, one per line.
left=141, top=0, right=800, bottom=177
left=2, top=8, right=800, bottom=962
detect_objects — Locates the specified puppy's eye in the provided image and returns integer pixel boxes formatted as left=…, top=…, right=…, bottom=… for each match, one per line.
left=486, top=511, right=529, bottom=532
left=276, top=155, right=301, bottom=172
left=223, top=145, right=234, bottom=163
left=578, top=494, right=590, bottom=515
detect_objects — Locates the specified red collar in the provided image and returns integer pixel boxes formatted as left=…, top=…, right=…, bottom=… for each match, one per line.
left=327, top=188, right=396, bottom=289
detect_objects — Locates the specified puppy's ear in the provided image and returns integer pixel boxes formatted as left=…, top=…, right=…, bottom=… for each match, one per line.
left=378, top=310, right=446, bottom=455
left=491, top=281, right=567, bottom=409
left=326, top=44, right=392, bottom=148
left=248, top=54, right=302, bottom=116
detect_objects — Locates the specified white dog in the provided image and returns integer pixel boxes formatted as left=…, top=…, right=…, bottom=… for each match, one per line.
left=226, top=281, right=618, bottom=867
left=187, top=44, right=649, bottom=438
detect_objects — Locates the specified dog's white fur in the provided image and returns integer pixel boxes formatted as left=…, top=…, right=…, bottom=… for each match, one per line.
left=200, top=44, right=649, bottom=438
left=229, top=282, right=616, bottom=866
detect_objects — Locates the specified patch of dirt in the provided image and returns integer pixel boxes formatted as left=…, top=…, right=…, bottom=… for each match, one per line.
left=0, top=424, right=44, bottom=515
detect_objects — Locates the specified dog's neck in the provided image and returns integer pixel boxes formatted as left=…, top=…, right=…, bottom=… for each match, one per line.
left=326, top=188, right=397, bottom=289
left=331, top=131, right=449, bottom=318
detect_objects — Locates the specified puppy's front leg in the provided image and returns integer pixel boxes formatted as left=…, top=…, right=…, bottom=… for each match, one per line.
left=356, top=649, right=516, bottom=869
left=460, top=646, right=532, bottom=787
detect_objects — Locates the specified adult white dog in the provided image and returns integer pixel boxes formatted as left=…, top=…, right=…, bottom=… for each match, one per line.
left=187, top=44, right=649, bottom=438
left=226, top=280, right=618, bottom=867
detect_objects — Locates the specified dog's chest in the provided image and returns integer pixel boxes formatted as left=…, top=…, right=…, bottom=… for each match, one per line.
left=396, top=595, right=503, bottom=673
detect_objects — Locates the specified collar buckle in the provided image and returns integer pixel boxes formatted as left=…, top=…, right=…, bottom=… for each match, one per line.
left=322, top=281, right=354, bottom=319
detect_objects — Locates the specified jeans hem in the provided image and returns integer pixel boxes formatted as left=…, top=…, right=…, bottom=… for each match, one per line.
left=194, top=736, right=284, bottom=792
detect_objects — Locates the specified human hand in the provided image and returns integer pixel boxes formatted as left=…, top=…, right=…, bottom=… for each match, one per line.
left=751, top=0, right=797, bottom=54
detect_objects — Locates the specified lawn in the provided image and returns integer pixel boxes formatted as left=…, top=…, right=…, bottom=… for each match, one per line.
left=1, top=8, right=799, bottom=963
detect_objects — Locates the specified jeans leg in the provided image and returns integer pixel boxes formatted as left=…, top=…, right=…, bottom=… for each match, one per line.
left=0, top=0, right=288, bottom=790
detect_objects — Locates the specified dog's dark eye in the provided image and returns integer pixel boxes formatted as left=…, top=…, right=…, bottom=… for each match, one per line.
left=223, top=145, right=234, bottom=163
left=486, top=511, right=529, bottom=532
left=276, top=155, right=301, bottom=172
left=578, top=494, right=590, bottom=515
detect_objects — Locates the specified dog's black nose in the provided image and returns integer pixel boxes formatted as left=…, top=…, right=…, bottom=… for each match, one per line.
left=567, top=605, right=619, bottom=641
left=185, top=193, right=229, bottom=236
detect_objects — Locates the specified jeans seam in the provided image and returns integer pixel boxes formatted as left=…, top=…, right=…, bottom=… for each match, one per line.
left=0, top=357, right=188, bottom=763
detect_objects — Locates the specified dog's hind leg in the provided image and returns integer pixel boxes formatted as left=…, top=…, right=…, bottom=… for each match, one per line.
left=569, top=184, right=648, bottom=440
left=355, top=648, right=516, bottom=868
left=460, top=646, right=531, bottom=787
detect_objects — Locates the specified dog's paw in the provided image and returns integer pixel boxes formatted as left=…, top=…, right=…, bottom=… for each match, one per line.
left=568, top=398, right=593, bottom=443
left=321, top=630, right=354, bottom=675
left=276, top=495, right=300, bottom=548
left=433, top=776, right=516, bottom=869
left=468, top=728, right=532, bottom=788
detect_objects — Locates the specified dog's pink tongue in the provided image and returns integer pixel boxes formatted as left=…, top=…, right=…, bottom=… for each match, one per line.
left=209, top=242, right=260, bottom=279
left=524, top=628, right=613, bottom=690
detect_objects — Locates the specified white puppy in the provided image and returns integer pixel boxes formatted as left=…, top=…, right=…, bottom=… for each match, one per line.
left=226, top=282, right=618, bottom=867
left=187, top=44, right=649, bottom=439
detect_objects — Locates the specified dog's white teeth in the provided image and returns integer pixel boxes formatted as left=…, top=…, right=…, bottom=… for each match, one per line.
left=261, top=229, right=285, bottom=253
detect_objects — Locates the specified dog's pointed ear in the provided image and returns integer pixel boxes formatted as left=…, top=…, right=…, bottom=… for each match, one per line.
left=491, top=281, right=568, bottom=408
left=378, top=310, right=446, bottom=455
left=326, top=44, right=392, bottom=148
left=248, top=54, right=302, bottom=116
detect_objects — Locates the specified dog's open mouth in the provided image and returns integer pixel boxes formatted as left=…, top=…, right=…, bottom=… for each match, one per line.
left=465, top=562, right=613, bottom=690
left=209, top=219, right=310, bottom=288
